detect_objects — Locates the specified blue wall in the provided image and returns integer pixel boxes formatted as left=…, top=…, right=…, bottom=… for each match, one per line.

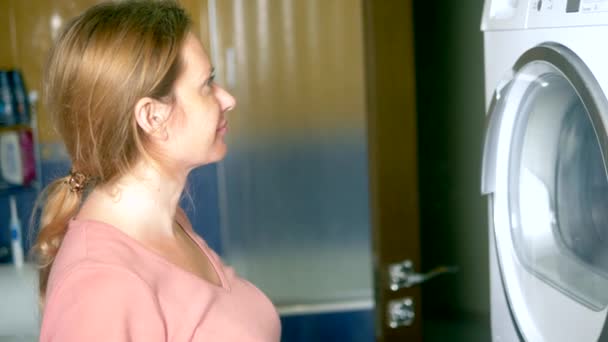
left=280, top=310, right=375, bottom=342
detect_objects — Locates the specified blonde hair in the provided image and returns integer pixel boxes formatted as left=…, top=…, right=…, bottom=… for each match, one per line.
left=32, top=0, right=191, bottom=300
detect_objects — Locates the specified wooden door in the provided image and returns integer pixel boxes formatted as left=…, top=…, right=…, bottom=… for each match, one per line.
left=363, top=0, right=423, bottom=340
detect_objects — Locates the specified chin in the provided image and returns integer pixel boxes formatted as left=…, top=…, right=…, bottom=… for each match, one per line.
left=204, top=146, right=228, bottom=165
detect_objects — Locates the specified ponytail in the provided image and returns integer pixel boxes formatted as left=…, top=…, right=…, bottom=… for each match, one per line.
left=31, top=176, right=83, bottom=302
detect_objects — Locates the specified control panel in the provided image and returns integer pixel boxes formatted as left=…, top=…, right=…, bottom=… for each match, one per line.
left=531, top=0, right=608, bottom=13
left=567, top=0, right=608, bottom=13
left=482, top=0, right=608, bottom=31
left=527, top=0, right=608, bottom=28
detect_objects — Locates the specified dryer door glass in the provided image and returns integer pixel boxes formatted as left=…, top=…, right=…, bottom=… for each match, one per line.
left=508, top=59, right=608, bottom=310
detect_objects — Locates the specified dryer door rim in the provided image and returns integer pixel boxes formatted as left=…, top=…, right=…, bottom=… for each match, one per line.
left=483, top=41, right=608, bottom=342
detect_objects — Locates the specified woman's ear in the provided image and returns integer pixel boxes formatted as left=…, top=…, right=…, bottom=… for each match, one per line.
left=134, top=97, right=170, bottom=141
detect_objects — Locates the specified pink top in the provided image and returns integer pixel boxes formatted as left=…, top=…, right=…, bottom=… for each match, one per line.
left=40, top=215, right=281, bottom=342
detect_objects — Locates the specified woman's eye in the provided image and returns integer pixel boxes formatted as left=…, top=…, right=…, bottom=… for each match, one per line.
left=205, top=73, right=216, bottom=88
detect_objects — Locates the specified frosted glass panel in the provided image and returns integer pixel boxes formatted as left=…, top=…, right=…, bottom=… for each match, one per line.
left=211, top=0, right=372, bottom=307
left=220, top=137, right=372, bottom=305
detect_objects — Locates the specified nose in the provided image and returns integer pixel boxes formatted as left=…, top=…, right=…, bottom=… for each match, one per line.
left=215, top=85, right=236, bottom=113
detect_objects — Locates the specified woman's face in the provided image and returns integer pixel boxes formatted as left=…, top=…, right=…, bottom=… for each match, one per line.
left=164, top=33, right=235, bottom=170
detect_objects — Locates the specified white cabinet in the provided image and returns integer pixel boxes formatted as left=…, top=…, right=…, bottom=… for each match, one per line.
left=0, top=264, right=38, bottom=341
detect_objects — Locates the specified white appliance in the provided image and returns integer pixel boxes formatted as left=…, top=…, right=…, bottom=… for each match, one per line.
left=482, top=0, right=608, bottom=341
left=0, top=264, right=39, bottom=341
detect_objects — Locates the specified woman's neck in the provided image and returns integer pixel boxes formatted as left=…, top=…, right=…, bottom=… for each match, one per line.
left=77, top=160, right=188, bottom=239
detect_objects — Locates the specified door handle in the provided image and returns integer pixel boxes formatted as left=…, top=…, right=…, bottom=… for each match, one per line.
left=387, top=297, right=415, bottom=328
left=388, top=259, right=458, bottom=291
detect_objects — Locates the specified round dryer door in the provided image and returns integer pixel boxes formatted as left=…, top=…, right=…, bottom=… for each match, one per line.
left=483, top=42, right=608, bottom=341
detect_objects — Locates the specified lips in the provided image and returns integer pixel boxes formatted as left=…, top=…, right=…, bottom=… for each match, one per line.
left=217, top=118, right=228, bottom=132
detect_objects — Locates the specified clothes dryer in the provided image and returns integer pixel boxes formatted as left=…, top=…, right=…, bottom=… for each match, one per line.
left=482, top=0, right=608, bottom=340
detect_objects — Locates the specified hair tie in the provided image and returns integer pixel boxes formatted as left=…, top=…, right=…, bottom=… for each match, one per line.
left=65, top=170, right=88, bottom=193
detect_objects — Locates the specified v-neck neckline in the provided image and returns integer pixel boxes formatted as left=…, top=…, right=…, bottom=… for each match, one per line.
left=70, top=217, right=231, bottom=292
left=174, top=216, right=228, bottom=290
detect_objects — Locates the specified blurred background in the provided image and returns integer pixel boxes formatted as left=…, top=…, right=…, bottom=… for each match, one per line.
left=0, top=0, right=489, bottom=341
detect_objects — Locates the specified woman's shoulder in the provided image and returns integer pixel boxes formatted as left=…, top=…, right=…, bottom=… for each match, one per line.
left=41, top=259, right=167, bottom=342
left=48, top=219, right=169, bottom=295
left=47, top=259, right=155, bottom=301
left=42, top=215, right=220, bottom=342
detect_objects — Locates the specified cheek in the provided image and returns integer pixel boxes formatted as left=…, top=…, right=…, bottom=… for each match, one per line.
left=174, top=98, right=221, bottom=143
left=195, top=101, right=222, bottom=132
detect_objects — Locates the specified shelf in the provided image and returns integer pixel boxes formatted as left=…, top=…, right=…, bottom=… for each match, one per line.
left=0, top=124, right=31, bottom=133
left=0, top=181, right=40, bottom=196
left=0, top=92, right=41, bottom=198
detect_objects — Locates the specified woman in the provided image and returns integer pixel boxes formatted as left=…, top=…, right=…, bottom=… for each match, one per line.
left=34, top=1, right=281, bottom=341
